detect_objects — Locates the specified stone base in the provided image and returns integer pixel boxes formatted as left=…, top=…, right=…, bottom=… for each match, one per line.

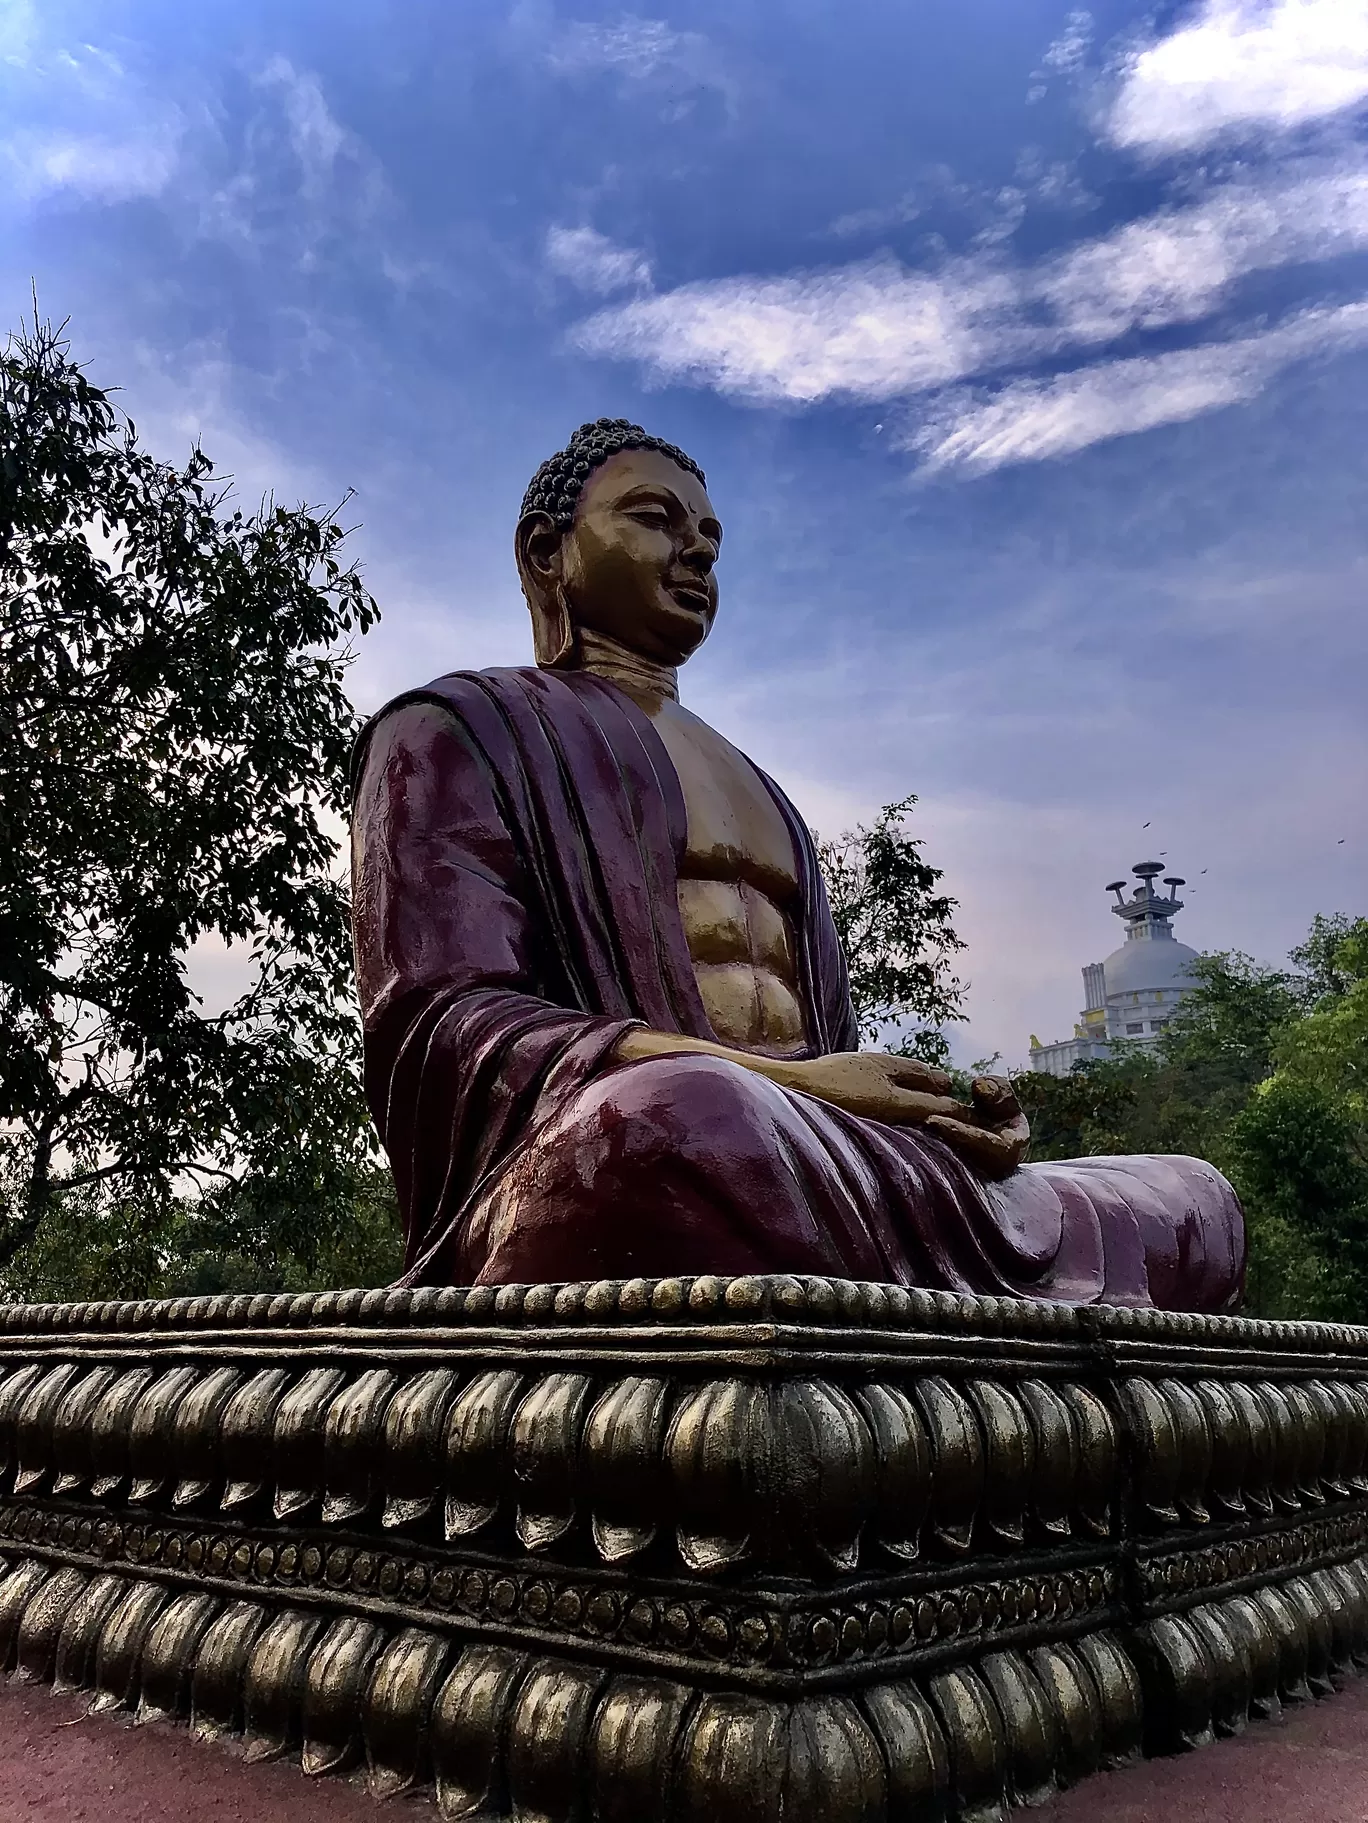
left=0, top=1277, right=1362, bottom=1818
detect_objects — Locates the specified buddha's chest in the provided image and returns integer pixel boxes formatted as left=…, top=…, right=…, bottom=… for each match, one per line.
left=648, top=702, right=798, bottom=896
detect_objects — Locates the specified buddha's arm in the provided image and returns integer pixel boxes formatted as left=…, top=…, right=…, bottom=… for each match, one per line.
left=613, top=1029, right=1029, bottom=1176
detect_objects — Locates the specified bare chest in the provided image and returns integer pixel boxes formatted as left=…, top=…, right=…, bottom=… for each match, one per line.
left=648, top=702, right=798, bottom=896
left=646, top=701, right=806, bottom=1055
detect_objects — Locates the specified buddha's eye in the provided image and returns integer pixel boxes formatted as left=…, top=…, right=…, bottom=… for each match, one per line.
left=627, top=507, right=670, bottom=528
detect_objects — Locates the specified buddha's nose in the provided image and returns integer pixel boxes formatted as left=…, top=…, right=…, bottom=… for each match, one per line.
left=680, top=527, right=715, bottom=572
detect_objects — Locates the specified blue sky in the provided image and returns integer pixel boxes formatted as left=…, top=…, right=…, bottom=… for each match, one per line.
left=3, top=0, right=1366, bottom=1064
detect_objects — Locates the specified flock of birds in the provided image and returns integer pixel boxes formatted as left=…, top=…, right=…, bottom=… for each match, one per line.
left=1128, top=821, right=1348, bottom=899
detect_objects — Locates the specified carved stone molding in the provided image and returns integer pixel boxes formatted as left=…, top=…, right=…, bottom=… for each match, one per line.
left=0, top=1278, right=1364, bottom=1818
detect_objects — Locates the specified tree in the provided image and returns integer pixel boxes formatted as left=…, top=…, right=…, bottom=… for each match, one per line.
left=1011, top=1054, right=1155, bottom=1162
left=0, top=313, right=385, bottom=1287
left=817, top=795, right=966, bottom=1065
left=1012, top=921, right=1368, bottom=1322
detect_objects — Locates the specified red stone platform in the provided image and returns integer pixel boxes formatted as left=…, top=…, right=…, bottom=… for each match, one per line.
left=1040, top=1674, right=1368, bottom=1823
left=4, top=1674, right=1368, bottom=1823
left=0, top=1680, right=381, bottom=1822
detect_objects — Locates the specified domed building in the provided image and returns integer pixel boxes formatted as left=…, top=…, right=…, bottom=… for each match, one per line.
left=1027, top=862, right=1201, bottom=1077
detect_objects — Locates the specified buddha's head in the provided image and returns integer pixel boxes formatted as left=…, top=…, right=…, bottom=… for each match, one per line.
left=515, top=418, right=721, bottom=670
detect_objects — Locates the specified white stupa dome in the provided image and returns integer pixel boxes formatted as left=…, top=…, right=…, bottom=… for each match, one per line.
left=1102, top=930, right=1200, bottom=999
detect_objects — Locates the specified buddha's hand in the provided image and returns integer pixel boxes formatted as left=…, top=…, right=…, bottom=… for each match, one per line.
left=923, top=1075, right=1030, bottom=1180
left=773, top=1052, right=969, bottom=1127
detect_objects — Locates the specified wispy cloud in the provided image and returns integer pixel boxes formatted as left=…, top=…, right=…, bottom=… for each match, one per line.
left=905, top=299, right=1368, bottom=473
left=1106, top=0, right=1368, bottom=154
left=200, top=57, right=386, bottom=261
left=1028, top=8, right=1094, bottom=103
left=0, top=34, right=185, bottom=206
left=545, top=225, right=651, bottom=295
left=572, top=155, right=1368, bottom=403
left=545, top=13, right=737, bottom=115
left=2, top=122, right=183, bottom=203
left=0, top=0, right=37, bottom=68
left=574, top=256, right=1007, bottom=402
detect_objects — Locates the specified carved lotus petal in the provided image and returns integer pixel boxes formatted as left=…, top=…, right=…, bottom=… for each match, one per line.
left=965, top=1380, right=1034, bottom=1546
left=322, top=1367, right=399, bottom=1524
left=301, top=1615, right=385, bottom=1778
left=169, top=1365, right=243, bottom=1508
left=90, top=1580, right=170, bottom=1714
left=364, top=1627, right=453, bottom=1798
left=1226, top=1381, right=1275, bottom=1516
left=1253, top=1382, right=1305, bottom=1514
left=220, top=1367, right=293, bottom=1511
left=13, top=1566, right=88, bottom=1685
left=677, top=1693, right=885, bottom=1823
left=431, top=1645, right=529, bottom=1820
left=190, top=1600, right=270, bottom=1741
left=272, top=1366, right=347, bottom=1520
left=912, top=1376, right=985, bottom=1555
left=443, top=1368, right=523, bottom=1540
left=1016, top=1378, right=1076, bottom=1540
left=1120, top=1379, right=1181, bottom=1527
left=0, top=1364, right=42, bottom=1477
left=88, top=1366, right=153, bottom=1500
left=583, top=1376, right=670, bottom=1564
left=1192, top=1379, right=1249, bottom=1518
left=380, top=1368, right=462, bottom=1530
left=853, top=1382, right=930, bottom=1562
left=13, top=1362, right=78, bottom=1494
left=48, top=1366, right=116, bottom=1496
left=1057, top=1381, right=1116, bottom=1538
left=128, top=1365, right=201, bottom=1503
left=1157, top=1379, right=1213, bottom=1525
left=242, top=1607, right=326, bottom=1761
left=512, top=1371, right=593, bottom=1552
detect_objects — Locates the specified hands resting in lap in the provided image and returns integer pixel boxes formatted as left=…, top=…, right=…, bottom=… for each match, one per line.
left=614, top=1028, right=1030, bottom=1179
left=765, top=1051, right=1030, bottom=1178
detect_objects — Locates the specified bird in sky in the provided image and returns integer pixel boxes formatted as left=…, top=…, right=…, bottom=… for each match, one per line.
left=1201, top=868, right=1208, bottom=874
left=1142, top=821, right=1151, bottom=829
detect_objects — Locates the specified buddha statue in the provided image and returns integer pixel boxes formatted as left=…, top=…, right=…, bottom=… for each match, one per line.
left=351, top=419, right=1244, bottom=1308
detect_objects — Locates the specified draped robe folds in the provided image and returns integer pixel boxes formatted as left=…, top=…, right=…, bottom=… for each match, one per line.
left=351, top=666, right=1245, bottom=1310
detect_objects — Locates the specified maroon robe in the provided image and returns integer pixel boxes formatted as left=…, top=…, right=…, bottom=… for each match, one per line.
left=351, top=666, right=1244, bottom=1310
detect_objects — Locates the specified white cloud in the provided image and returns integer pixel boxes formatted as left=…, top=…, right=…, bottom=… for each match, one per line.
left=1107, top=0, right=1368, bottom=154
left=549, top=14, right=696, bottom=80
left=201, top=58, right=386, bottom=259
left=1043, top=9, right=1094, bottom=75
left=0, top=0, right=37, bottom=67
left=257, top=56, right=347, bottom=198
left=2, top=123, right=182, bottom=202
left=573, top=155, right=1368, bottom=403
left=0, top=24, right=185, bottom=206
left=545, top=13, right=737, bottom=113
left=573, top=256, right=1018, bottom=401
left=906, top=299, right=1368, bottom=474
left=545, top=225, right=651, bottom=295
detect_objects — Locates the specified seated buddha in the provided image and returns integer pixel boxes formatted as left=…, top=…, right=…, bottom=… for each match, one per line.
left=351, top=418, right=1244, bottom=1309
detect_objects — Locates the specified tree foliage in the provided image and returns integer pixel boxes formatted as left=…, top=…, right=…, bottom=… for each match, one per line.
left=0, top=314, right=389, bottom=1291
left=817, top=795, right=966, bottom=1065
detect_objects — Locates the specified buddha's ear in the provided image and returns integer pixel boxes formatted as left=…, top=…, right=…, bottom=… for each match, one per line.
left=515, top=510, right=576, bottom=669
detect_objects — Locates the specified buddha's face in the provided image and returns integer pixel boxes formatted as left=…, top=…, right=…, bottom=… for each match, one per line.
left=520, top=447, right=722, bottom=668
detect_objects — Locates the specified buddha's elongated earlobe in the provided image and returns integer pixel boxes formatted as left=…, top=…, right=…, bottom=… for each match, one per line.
left=516, top=509, right=578, bottom=670
left=530, top=582, right=577, bottom=669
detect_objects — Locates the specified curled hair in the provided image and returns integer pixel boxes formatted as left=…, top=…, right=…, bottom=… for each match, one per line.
left=520, top=417, right=706, bottom=533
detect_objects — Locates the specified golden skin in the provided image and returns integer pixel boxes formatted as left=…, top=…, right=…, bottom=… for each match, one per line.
left=514, top=447, right=1029, bottom=1176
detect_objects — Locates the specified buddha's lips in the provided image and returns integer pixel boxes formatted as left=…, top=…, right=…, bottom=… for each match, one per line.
left=669, top=581, right=711, bottom=610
